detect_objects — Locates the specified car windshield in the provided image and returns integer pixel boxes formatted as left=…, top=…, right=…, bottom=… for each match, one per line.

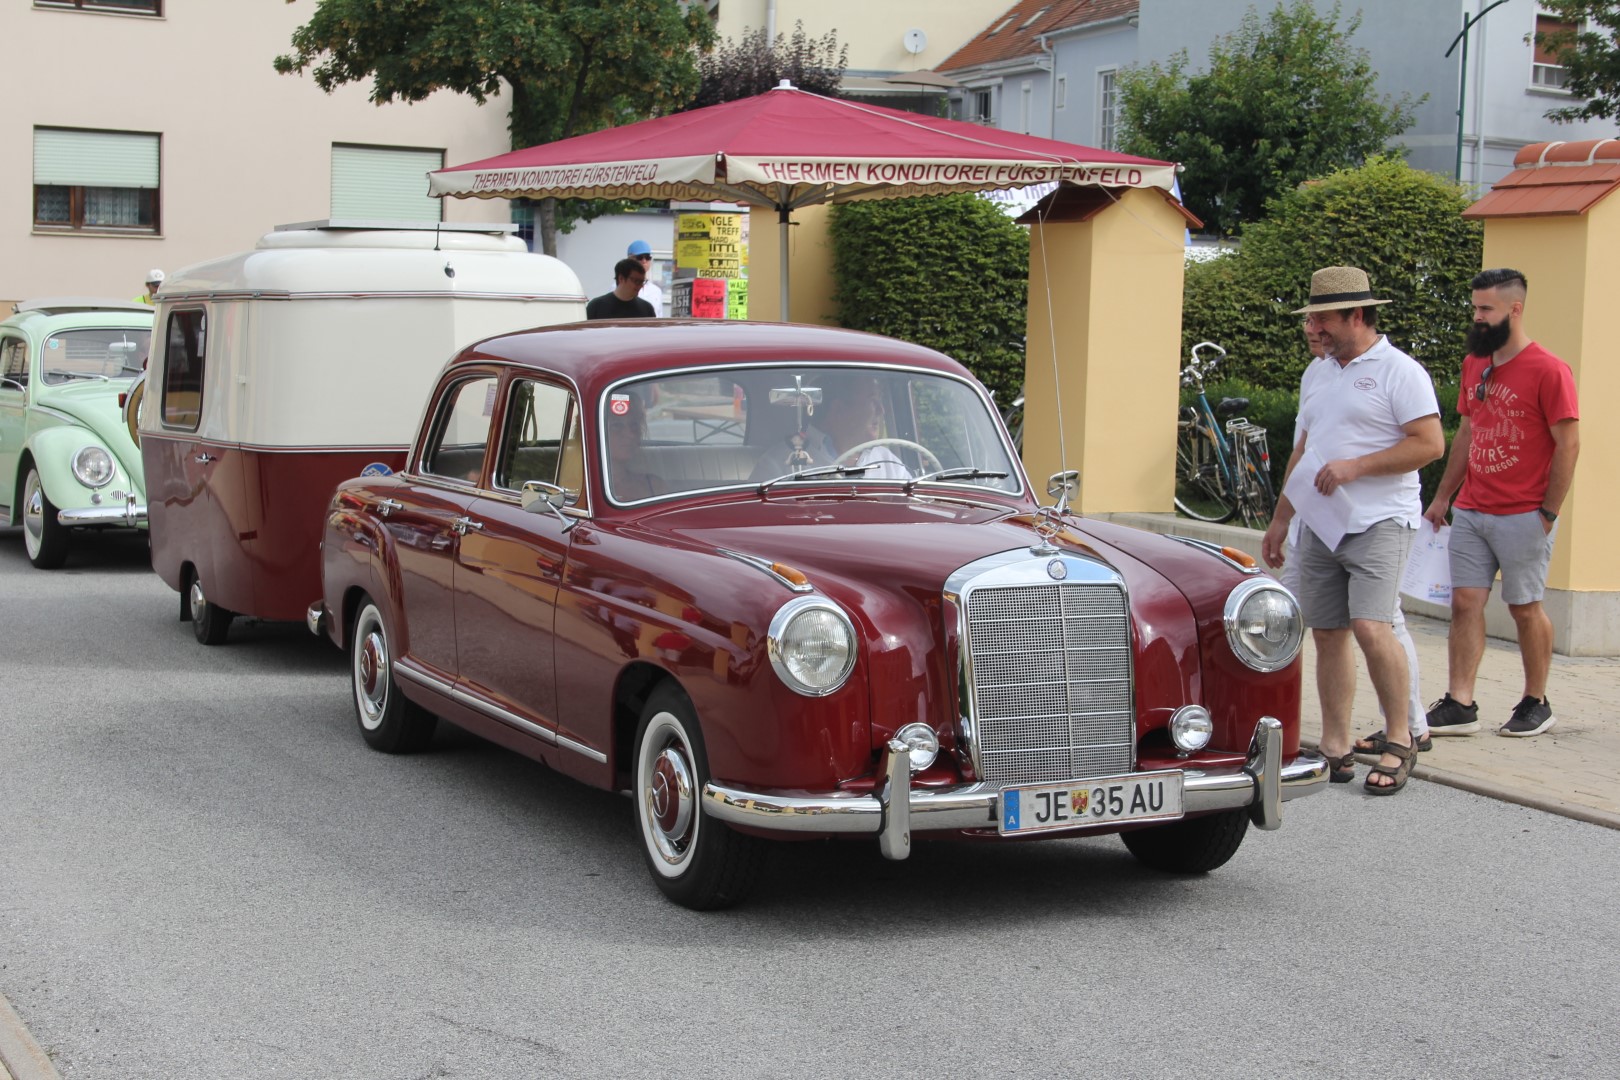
left=40, top=328, right=151, bottom=384
left=602, top=364, right=1022, bottom=504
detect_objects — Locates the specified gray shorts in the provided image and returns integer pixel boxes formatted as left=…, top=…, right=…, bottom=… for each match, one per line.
left=1450, top=507, right=1557, bottom=605
left=1297, top=518, right=1413, bottom=629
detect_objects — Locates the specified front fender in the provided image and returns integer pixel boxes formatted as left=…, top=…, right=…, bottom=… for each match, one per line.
left=23, top=424, right=141, bottom=511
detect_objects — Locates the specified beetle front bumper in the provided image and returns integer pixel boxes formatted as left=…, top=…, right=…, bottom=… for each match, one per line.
left=57, top=493, right=146, bottom=527
left=701, top=717, right=1327, bottom=861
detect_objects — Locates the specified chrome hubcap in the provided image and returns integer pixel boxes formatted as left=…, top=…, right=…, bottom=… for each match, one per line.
left=356, top=628, right=388, bottom=727
left=189, top=579, right=207, bottom=623
left=22, top=474, right=44, bottom=556
left=642, top=723, right=696, bottom=867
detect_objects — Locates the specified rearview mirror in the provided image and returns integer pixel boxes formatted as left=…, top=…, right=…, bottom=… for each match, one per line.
left=768, top=387, right=822, bottom=408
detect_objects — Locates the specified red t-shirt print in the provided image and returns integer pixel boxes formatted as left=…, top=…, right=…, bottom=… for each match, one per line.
left=1454, top=342, right=1579, bottom=515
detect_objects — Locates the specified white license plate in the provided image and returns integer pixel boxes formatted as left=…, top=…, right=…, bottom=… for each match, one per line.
left=998, top=771, right=1184, bottom=835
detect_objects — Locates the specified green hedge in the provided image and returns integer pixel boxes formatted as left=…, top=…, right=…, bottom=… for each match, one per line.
left=828, top=194, right=1028, bottom=405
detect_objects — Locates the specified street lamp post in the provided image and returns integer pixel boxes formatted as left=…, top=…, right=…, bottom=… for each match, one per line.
left=1446, top=0, right=1516, bottom=183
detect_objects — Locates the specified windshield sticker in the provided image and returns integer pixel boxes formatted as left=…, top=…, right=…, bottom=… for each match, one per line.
left=609, top=394, right=631, bottom=416
left=47, top=338, right=60, bottom=349
left=360, top=462, right=393, bottom=477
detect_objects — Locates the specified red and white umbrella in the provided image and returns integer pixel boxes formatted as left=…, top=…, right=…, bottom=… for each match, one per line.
left=429, top=83, right=1177, bottom=316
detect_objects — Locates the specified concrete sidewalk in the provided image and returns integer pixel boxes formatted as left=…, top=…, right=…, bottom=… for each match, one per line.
left=1298, top=610, right=1620, bottom=827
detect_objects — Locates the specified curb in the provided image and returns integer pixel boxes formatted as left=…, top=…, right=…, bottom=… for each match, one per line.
left=0, top=993, right=59, bottom=1080
left=1304, top=739, right=1620, bottom=831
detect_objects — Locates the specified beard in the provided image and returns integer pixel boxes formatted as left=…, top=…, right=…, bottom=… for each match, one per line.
left=1466, top=315, right=1511, bottom=357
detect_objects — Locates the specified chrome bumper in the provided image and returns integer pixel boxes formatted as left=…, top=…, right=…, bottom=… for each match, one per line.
left=306, top=602, right=328, bottom=636
left=57, top=496, right=147, bottom=527
left=701, top=717, right=1328, bottom=861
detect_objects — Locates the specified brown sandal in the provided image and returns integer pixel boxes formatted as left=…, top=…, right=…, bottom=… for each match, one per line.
left=1355, top=730, right=1433, bottom=755
left=1325, top=749, right=1356, bottom=784
left=1364, top=740, right=1417, bottom=796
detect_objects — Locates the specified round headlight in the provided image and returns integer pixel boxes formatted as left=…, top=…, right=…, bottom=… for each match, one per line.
left=894, top=722, right=940, bottom=772
left=768, top=597, right=857, bottom=696
left=1169, top=705, right=1213, bottom=753
left=72, top=446, right=115, bottom=488
left=1223, top=578, right=1304, bottom=673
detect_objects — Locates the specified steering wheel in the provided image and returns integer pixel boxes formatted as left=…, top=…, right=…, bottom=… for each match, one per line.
left=832, top=438, right=943, bottom=475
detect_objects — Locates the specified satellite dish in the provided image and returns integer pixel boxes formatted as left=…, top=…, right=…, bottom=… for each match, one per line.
left=903, top=28, right=927, bottom=55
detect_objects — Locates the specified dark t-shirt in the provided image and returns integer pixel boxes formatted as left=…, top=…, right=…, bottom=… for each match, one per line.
left=585, top=292, right=656, bottom=320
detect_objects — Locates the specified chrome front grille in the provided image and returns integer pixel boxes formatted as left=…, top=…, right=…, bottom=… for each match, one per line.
left=964, top=581, right=1135, bottom=783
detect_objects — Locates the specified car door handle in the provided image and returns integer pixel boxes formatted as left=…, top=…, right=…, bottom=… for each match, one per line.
left=194, top=452, right=216, bottom=464
left=375, top=498, right=402, bottom=517
left=452, top=516, right=483, bottom=536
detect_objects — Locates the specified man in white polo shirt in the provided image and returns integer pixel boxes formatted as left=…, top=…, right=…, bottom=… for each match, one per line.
left=1261, top=266, right=1444, bottom=796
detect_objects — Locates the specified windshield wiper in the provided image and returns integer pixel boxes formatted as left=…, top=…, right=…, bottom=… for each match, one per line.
left=53, top=371, right=110, bottom=382
left=902, top=467, right=1009, bottom=494
left=758, top=463, right=873, bottom=494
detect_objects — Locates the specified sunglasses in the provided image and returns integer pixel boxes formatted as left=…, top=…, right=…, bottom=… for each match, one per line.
left=1475, top=364, right=1494, bottom=402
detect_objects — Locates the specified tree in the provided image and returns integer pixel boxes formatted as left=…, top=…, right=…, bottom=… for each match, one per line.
left=829, top=195, right=1027, bottom=405
left=1535, top=1, right=1620, bottom=123
left=686, top=21, right=847, bottom=109
left=1117, top=1, right=1419, bottom=237
left=1180, top=156, right=1482, bottom=392
left=274, top=0, right=715, bottom=254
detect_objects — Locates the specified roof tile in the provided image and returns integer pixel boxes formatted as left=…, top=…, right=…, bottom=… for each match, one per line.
left=939, top=0, right=1138, bottom=73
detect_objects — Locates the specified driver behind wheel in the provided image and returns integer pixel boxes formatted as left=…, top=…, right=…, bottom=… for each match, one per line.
left=749, top=372, right=912, bottom=481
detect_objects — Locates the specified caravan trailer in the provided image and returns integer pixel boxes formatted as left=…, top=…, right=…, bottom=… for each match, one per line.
left=138, top=221, right=586, bottom=643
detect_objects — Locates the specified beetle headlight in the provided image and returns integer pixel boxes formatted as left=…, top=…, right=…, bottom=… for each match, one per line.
left=72, top=446, right=115, bottom=489
left=1223, top=578, right=1304, bottom=673
left=768, top=596, right=857, bottom=697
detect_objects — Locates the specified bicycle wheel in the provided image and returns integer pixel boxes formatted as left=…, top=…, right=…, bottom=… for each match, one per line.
left=1236, top=455, right=1276, bottom=529
left=1174, top=426, right=1236, bottom=523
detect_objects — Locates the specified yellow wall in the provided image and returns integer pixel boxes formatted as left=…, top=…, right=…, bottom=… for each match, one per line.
left=714, top=1, right=992, bottom=75
left=746, top=204, right=839, bottom=325
left=1022, top=190, right=1187, bottom=513
left=1481, top=211, right=1616, bottom=592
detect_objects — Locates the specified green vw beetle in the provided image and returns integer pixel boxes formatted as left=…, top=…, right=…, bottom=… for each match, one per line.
left=0, top=298, right=153, bottom=568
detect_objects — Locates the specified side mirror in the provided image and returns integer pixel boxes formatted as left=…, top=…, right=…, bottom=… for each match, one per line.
left=1046, top=470, right=1080, bottom=502
left=520, top=479, right=578, bottom=533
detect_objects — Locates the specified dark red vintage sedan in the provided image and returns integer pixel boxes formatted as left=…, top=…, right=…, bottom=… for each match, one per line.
left=310, top=321, right=1326, bottom=908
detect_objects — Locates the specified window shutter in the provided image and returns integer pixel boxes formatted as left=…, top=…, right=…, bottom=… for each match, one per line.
left=330, top=145, right=444, bottom=222
left=34, top=129, right=159, bottom=188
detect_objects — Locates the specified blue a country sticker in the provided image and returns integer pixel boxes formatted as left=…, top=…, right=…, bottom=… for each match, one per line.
left=1003, top=790, right=1020, bottom=830
left=360, top=462, right=393, bottom=477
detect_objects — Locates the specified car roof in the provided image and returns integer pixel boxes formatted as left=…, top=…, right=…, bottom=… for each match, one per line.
left=1, top=302, right=154, bottom=335
left=454, top=319, right=972, bottom=395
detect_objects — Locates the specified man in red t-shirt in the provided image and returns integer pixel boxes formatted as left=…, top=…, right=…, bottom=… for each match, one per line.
left=1423, top=268, right=1580, bottom=738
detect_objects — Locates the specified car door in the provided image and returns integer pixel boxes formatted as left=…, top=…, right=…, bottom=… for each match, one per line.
left=385, top=371, right=499, bottom=682
left=0, top=336, right=29, bottom=513
left=453, top=375, right=584, bottom=736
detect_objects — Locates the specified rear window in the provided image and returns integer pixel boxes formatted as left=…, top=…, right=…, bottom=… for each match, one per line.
left=160, top=308, right=206, bottom=429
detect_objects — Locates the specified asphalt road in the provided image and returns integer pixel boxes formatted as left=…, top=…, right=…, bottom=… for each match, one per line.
left=2, top=528, right=1618, bottom=1079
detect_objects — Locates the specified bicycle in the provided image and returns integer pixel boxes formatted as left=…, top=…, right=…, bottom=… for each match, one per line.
left=1173, top=341, right=1276, bottom=528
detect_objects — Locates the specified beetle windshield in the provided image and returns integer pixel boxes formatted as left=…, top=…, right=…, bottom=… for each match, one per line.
left=603, top=365, right=1023, bottom=504
left=40, top=328, right=151, bottom=384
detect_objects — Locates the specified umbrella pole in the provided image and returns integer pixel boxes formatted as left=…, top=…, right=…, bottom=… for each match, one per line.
left=778, top=206, right=791, bottom=322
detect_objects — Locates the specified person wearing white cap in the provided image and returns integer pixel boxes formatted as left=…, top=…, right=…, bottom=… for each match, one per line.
left=626, top=240, right=665, bottom=317
left=136, top=269, right=165, bottom=305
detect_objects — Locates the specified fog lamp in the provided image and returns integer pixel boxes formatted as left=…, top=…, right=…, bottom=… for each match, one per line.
left=1169, top=705, right=1213, bottom=753
left=894, top=723, right=940, bottom=772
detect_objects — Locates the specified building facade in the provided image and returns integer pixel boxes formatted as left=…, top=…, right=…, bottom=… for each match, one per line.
left=941, top=0, right=1611, bottom=194
left=1, top=1, right=513, bottom=309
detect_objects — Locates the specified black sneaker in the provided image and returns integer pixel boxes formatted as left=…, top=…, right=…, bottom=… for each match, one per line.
left=1499, top=696, right=1556, bottom=738
left=1425, top=693, right=1481, bottom=736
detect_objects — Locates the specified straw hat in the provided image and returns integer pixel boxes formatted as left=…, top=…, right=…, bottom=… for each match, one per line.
left=1292, top=265, right=1392, bottom=314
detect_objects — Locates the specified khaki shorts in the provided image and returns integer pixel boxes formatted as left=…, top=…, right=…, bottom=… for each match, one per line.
left=1297, top=518, right=1413, bottom=629
left=1450, top=508, right=1557, bottom=605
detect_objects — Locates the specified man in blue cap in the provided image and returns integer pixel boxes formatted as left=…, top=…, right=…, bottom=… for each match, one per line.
left=627, top=240, right=665, bottom=316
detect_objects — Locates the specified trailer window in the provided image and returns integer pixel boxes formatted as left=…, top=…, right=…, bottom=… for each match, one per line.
left=160, top=308, right=206, bottom=429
